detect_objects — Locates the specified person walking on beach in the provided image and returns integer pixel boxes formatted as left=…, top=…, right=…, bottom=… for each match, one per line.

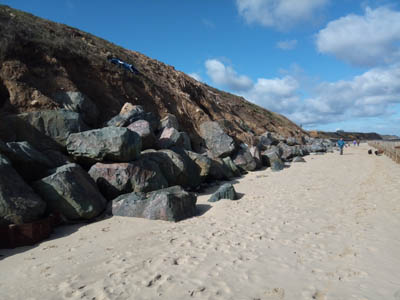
left=338, top=138, right=345, bottom=155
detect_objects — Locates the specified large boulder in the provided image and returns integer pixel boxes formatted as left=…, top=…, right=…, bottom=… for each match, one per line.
left=292, top=156, right=306, bottom=163
left=260, top=146, right=282, bottom=166
left=127, top=119, right=156, bottom=150
left=298, top=145, right=310, bottom=156
left=179, top=132, right=192, bottom=151
left=257, top=132, right=279, bottom=150
left=285, top=137, right=298, bottom=146
left=0, top=114, right=67, bottom=152
left=111, top=186, right=197, bottom=222
left=88, top=159, right=168, bottom=200
left=278, top=142, right=305, bottom=162
left=0, top=141, right=55, bottom=182
left=186, top=151, right=211, bottom=180
left=199, top=121, right=235, bottom=158
left=66, top=127, right=141, bottom=164
left=41, top=149, right=73, bottom=167
left=119, top=102, right=138, bottom=115
left=157, top=127, right=182, bottom=149
left=308, top=140, right=326, bottom=153
left=278, top=142, right=291, bottom=161
left=0, top=139, right=7, bottom=153
left=142, top=149, right=201, bottom=188
left=0, top=154, right=46, bottom=225
left=140, top=150, right=178, bottom=184
left=232, top=144, right=257, bottom=172
left=271, top=133, right=287, bottom=144
left=208, top=157, right=235, bottom=181
left=107, top=105, right=146, bottom=127
left=107, top=104, right=160, bottom=129
left=170, top=147, right=202, bottom=188
left=263, top=149, right=284, bottom=172
left=208, top=183, right=237, bottom=202
left=157, top=128, right=192, bottom=151
left=304, top=136, right=314, bottom=144
left=249, top=146, right=262, bottom=169
left=159, top=113, right=180, bottom=131
left=53, top=91, right=99, bottom=126
left=222, top=156, right=241, bottom=177
left=17, top=110, right=90, bottom=147
left=322, top=139, right=335, bottom=151
left=33, top=164, right=106, bottom=220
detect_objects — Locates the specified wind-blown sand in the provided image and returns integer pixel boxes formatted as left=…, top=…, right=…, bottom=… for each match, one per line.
left=1, top=144, right=400, bottom=300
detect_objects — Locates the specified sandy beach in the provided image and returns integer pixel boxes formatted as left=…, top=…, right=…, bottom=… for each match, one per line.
left=1, top=144, right=400, bottom=300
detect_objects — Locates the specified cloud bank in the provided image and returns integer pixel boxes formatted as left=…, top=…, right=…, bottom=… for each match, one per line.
left=205, top=59, right=400, bottom=131
left=205, top=59, right=300, bottom=113
left=205, top=59, right=253, bottom=91
left=316, top=6, right=400, bottom=67
left=236, top=0, right=329, bottom=30
left=293, top=64, right=400, bottom=125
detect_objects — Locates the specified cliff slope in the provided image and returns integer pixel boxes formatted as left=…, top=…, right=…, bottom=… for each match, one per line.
left=0, top=5, right=305, bottom=150
left=308, top=130, right=382, bottom=141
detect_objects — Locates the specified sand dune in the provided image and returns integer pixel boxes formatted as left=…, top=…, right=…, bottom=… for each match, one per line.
left=1, top=144, right=400, bottom=300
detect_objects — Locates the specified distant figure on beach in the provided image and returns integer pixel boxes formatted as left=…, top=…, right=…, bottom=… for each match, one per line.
left=357, top=139, right=360, bottom=146
left=107, top=55, right=140, bottom=75
left=337, top=138, right=345, bottom=155
left=353, top=140, right=357, bottom=146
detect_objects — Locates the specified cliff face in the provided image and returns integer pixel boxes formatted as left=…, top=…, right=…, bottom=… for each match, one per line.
left=0, top=5, right=306, bottom=150
left=308, top=131, right=382, bottom=141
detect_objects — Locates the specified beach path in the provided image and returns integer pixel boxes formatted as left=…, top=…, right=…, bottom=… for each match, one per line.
left=1, top=144, right=400, bottom=300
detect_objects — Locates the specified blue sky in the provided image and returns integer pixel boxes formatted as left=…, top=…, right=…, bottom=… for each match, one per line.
left=2, top=0, right=400, bottom=135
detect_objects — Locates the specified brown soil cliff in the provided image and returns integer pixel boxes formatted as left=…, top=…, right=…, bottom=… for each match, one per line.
left=0, top=5, right=306, bottom=150
left=309, top=130, right=382, bottom=141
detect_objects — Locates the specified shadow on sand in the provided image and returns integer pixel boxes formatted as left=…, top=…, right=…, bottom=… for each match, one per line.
left=196, top=204, right=212, bottom=216
left=0, top=223, right=85, bottom=259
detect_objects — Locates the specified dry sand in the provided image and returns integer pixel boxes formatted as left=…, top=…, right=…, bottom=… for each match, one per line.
left=1, top=144, right=400, bottom=300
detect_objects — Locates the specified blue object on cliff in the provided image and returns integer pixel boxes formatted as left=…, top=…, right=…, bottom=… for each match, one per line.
left=108, top=57, right=140, bottom=75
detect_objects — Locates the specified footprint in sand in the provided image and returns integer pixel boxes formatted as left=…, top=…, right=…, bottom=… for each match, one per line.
left=145, top=274, right=162, bottom=287
left=258, top=287, right=285, bottom=300
left=57, top=276, right=100, bottom=299
left=188, top=286, right=206, bottom=297
left=301, top=287, right=327, bottom=300
left=334, top=267, right=369, bottom=282
left=312, top=290, right=327, bottom=300
left=169, top=254, right=200, bottom=266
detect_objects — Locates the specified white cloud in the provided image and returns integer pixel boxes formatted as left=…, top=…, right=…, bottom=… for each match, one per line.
left=189, top=73, right=202, bottom=81
left=290, top=64, right=400, bottom=125
left=277, top=39, right=298, bottom=50
left=205, top=59, right=253, bottom=91
left=236, top=0, right=329, bottom=30
left=205, top=59, right=301, bottom=113
left=241, top=76, right=301, bottom=113
left=204, top=58, right=400, bottom=134
left=316, top=6, right=400, bottom=67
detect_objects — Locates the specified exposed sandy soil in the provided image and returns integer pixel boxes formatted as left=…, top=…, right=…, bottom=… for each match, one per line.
left=1, top=4, right=306, bottom=151
left=1, top=144, right=400, bottom=300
